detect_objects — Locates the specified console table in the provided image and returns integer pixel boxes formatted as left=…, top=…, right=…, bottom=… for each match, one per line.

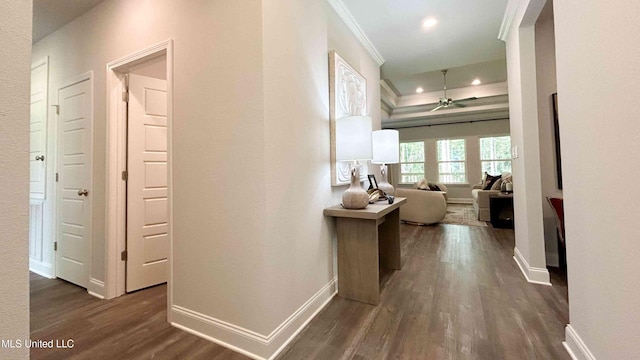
left=323, top=197, right=406, bottom=305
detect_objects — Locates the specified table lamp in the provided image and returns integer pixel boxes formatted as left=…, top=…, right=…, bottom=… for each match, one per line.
left=372, top=129, right=399, bottom=195
left=336, top=115, right=373, bottom=209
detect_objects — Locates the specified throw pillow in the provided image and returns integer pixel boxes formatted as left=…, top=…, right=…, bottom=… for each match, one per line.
left=428, top=182, right=441, bottom=191
left=483, top=174, right=501, bottom=190
left=416, top=179, right=429, bottom=190
left=490, top=178, right=503, bottom=191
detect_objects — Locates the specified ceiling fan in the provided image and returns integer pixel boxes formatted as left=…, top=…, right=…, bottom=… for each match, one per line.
left=430, top=69, right=478, bottom=111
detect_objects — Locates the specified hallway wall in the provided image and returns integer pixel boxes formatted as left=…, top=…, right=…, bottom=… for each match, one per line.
left=554, top=0, right=640, bottom=358
left=32, top=0, right=381, bottom=358
left=0, top=0, right=32, bottom=359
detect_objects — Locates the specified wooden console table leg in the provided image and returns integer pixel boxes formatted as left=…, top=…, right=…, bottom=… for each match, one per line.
left=379, top=208, right=401, bottom=270
left=336, top=217, right=379, bottom=305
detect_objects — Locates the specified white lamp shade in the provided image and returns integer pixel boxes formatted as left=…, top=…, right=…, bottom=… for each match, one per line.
left=372, top=129, right=399, bottom=164
left=336, top=116, right=373, bottom=161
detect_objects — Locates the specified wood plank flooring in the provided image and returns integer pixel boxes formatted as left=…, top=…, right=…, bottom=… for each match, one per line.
left=30, top=275, right=247, bottom=360
left=30, top=224, right=569, bottom=360
left=277, top=224, right=569, bottom=360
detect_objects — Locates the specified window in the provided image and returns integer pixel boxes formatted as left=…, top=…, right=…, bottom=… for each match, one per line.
left=437, top=138, right=466, bottom=183
left=480, top=136, right=512, bottom=176
left=399, top=141, right=425, bottom=183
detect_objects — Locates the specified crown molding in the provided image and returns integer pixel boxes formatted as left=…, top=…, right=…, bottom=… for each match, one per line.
left=498, top=0, right=519, bottom=41
left=327, top=0, right=385, bottom=66
left=380, top=80, right=399, bottom=108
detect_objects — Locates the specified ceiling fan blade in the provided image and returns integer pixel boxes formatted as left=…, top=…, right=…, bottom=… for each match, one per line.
left=430, top=104, right=444, bottom=112
left=452, top=102, right=467, bottom=108
left=455, top=97, right=478, bottom=102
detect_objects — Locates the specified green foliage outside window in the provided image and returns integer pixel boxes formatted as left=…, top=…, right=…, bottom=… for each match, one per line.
left=480, top=136, right=512, bottom=176
left=437, top=139, right=466, bottom=183
left=400, top=141, right=425, bottom=183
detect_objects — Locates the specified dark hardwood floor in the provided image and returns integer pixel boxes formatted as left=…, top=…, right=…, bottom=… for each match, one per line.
left=30, top=274, right=247, bottom=360
left=30, top=224, right=568, bottom=360
left=277, top=224, right=569, bottom=360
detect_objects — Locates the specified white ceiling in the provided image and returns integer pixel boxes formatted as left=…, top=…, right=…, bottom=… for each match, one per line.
left=342, top=0, right=509, bottom=95
left=32, top=0, right=105, bottom=43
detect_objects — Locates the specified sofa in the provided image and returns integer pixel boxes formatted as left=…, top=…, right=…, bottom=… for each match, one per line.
left=395, top=188, right=447, bottom=225
left=471, top=172, right=512, bottom=221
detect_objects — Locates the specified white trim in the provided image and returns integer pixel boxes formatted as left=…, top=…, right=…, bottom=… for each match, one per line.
left=498, top=0, right=519, bottom=41
left=326, top=0, right=385, bottom=66
left=88, top=278, right=105, bottom=299
left=563, top=325, right=597, bottom=360
left=105, top=39, right=173, bottom=300
left=171, top=278, right=337, bottom=359
left=513, top=247, right=551, bottom=285
left=29, top=260, right=54, bottom=279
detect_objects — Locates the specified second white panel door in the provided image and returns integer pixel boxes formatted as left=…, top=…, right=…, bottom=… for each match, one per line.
left=126, top=74, right=168, bottom=292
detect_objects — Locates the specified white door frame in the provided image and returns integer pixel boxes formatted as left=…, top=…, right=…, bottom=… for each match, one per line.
left=105, top=40, right=174, bottom=307
left=55, top=71, right=95, bottom=292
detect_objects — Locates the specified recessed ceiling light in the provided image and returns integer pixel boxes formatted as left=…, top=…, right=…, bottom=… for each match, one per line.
left=471, top=79, right=481, bottom=86
left=423, top=18, right=438, bottom=28
left=416, top=87, right=424, bottom=94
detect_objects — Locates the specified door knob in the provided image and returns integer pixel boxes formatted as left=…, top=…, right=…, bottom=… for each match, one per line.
left=35, top=155, right=45, bottom=161
left=78, top=189, right=89, bottom=196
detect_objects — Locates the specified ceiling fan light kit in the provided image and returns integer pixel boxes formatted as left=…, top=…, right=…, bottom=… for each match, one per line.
left=430, top=69, right=478, bottom=112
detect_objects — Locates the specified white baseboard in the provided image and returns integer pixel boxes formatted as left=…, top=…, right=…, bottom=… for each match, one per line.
left=88, top=278, right=105, bottom=299
left=563, top=325, right=596, bottom=360
left=171, top=277, right=337, bottom=360
left=29, top=259, right=54, bottom=278
left=513, top=247, right=551, bottom=285
left=447, top=198, right=473, bottom=204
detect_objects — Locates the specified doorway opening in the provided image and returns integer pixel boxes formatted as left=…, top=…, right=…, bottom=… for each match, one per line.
left=105, top=41, right=173, bottom=306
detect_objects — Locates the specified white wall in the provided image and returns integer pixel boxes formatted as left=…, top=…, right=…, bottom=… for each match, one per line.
left=534, top=1, right=562, bottom=267
left=502, top=0, right=550, bottom=284
left=261, top=0, right=381, bottom=340
left=32, top=0, right=381, bottom=358
left=0, top=0, right=31, bottom=359
left=129, top=55, right=166, bottom=80
left=395, top=119, right=510, bottom=201
left=554, top=0, right=640, bottom=358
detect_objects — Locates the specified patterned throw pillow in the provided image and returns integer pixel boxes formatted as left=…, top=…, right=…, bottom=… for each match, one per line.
left=483, top=173, right=502, bottom=190
left=428, top=182, right=441, bottom=191
left=490, top=178, right=503, bottom=190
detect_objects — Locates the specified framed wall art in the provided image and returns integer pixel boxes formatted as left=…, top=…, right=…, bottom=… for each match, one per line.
left=329, top=50, right=368, bottom=186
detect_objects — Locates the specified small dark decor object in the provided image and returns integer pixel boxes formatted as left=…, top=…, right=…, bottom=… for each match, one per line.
left=387, top=195, right=395, bottom=204
left=483, top=173, right=502, bottom=190
left=367, top=174, right=378, bottom=190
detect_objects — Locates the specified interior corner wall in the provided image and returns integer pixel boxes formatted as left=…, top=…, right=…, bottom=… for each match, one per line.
left=554, top=0, right=640, bottom=358
left=503, top=0, right=549, bottom=283
left=534, top=0, right=562, bottom=267
left=0, top=0, right=31, bottom=359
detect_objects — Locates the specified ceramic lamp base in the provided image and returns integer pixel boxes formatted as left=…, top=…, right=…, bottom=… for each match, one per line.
left=342, top=165, right=369, bottom=209
left=377, top=164, right=394, bottom=196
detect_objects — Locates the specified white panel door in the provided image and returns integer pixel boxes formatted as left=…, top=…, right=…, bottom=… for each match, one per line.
left=30, top=59, right=48, bottom=199
left=56, top=78, right=92, bottom=288
left=126, top=74, right=168, bottom=292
